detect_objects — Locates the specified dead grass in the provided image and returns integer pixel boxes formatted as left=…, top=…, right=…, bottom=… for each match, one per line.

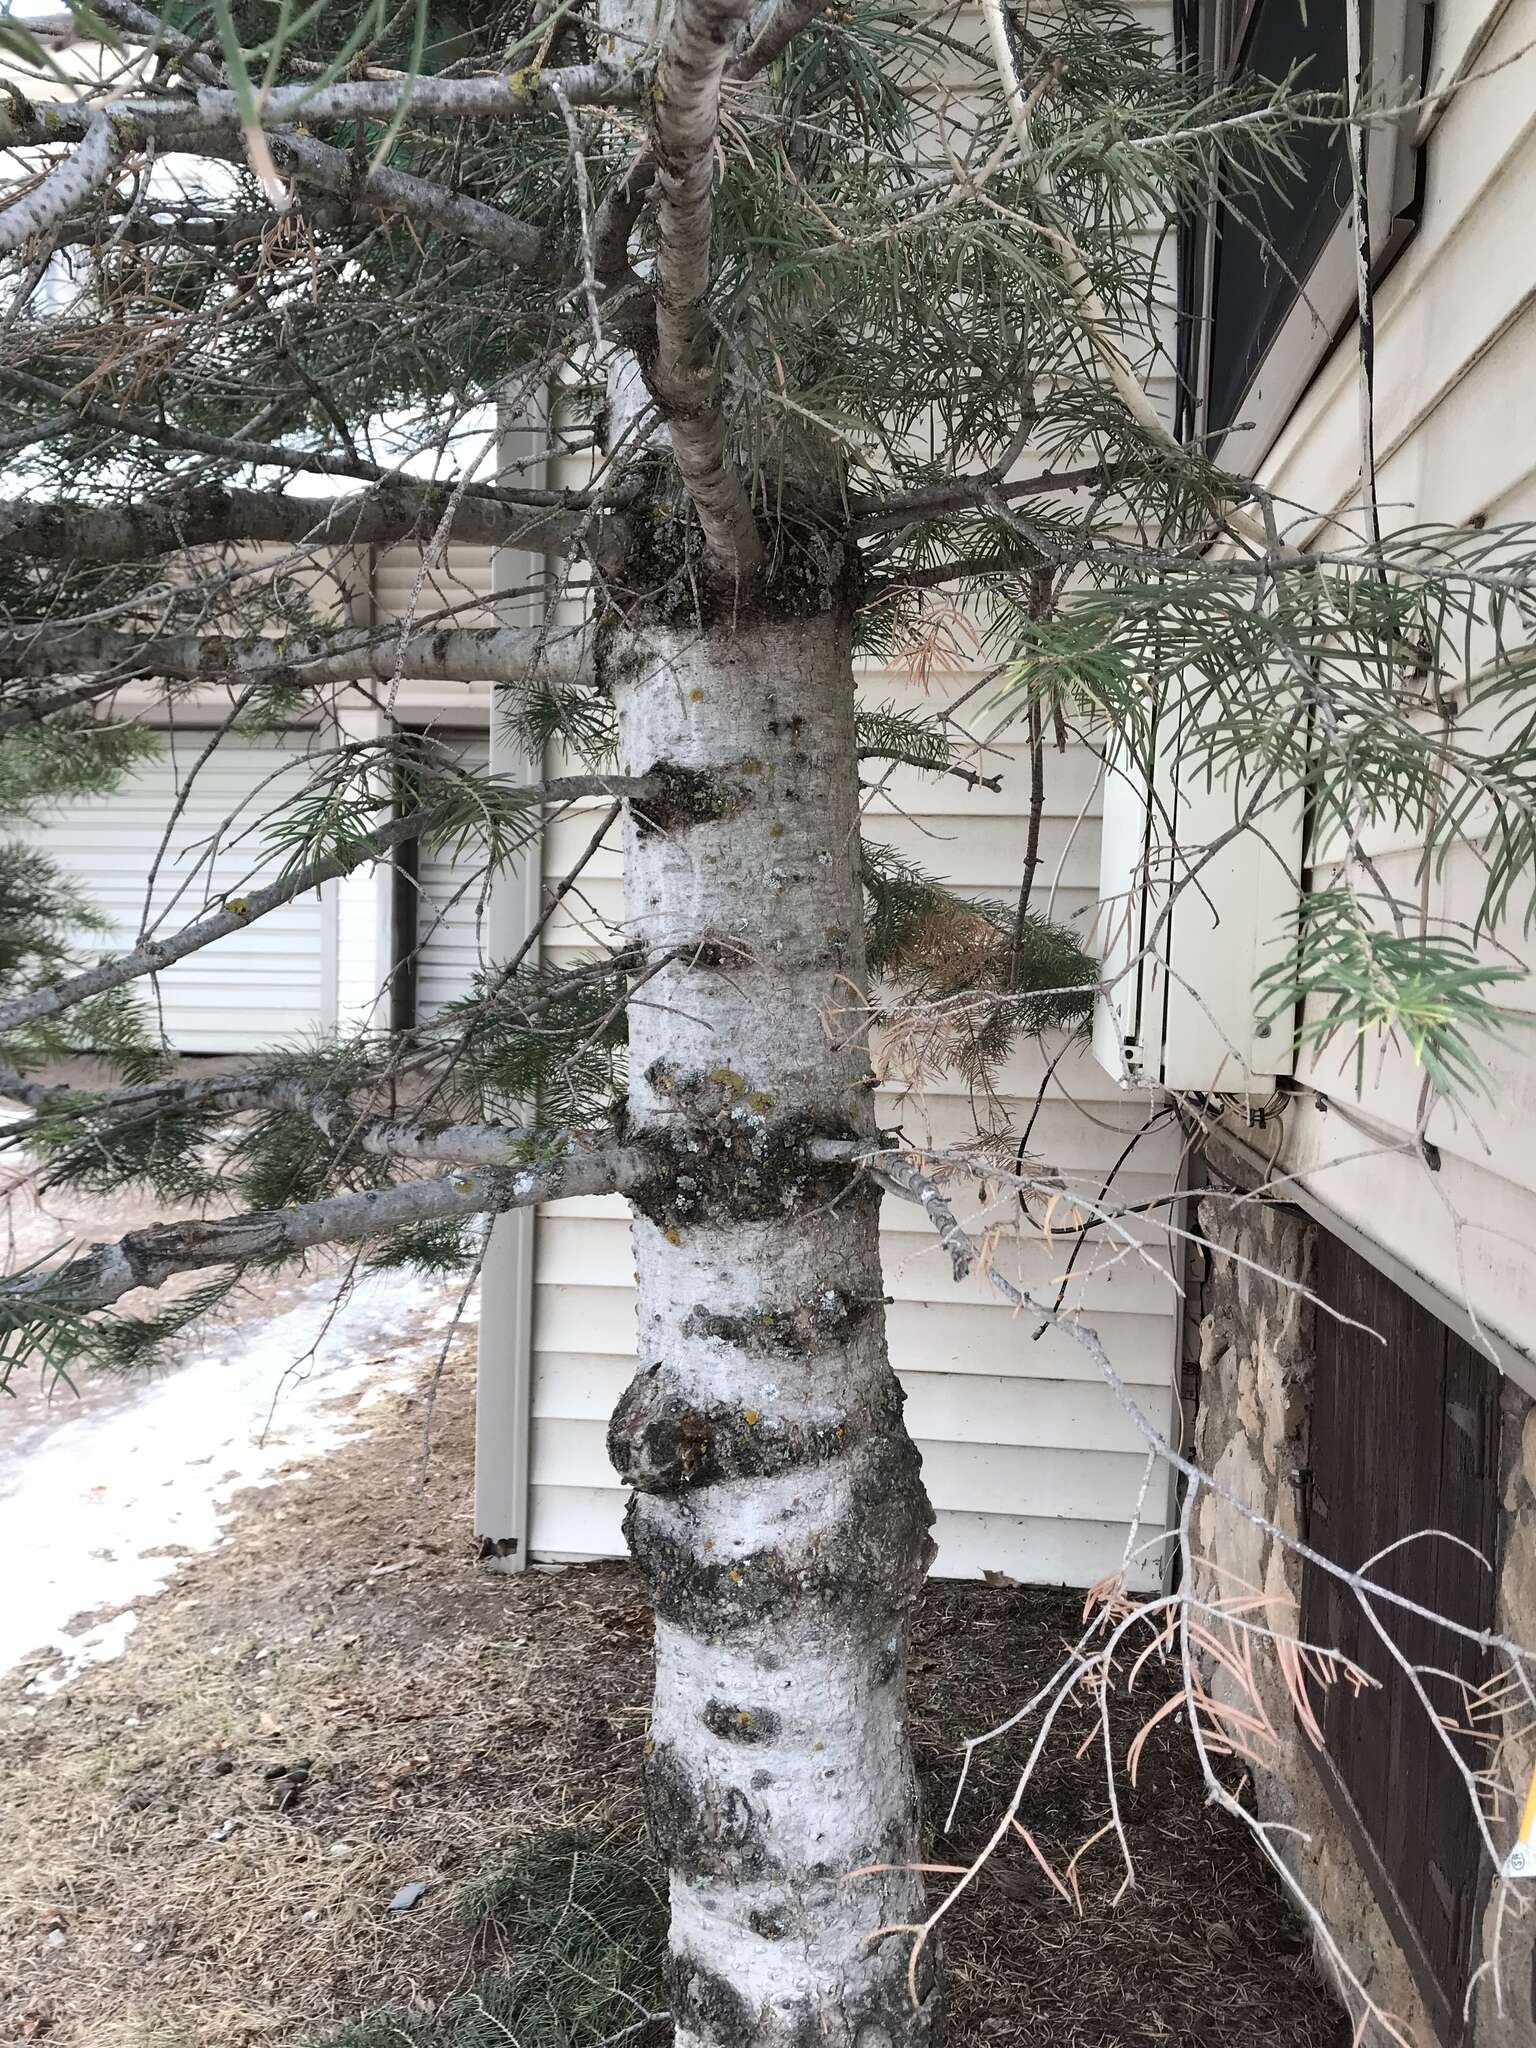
left=1, top=1335, right=1346, bottom=2048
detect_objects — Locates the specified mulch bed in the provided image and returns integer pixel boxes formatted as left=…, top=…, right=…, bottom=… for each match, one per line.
left=0, top=1332, right=1346, bottom=2047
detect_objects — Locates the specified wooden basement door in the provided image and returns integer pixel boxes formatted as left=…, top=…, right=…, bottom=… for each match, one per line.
left=1301, top=1226, right=1500, bottom=2039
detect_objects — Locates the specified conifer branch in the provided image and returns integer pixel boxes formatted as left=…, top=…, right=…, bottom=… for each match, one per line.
left=0, top=484, right=617, bottom=566
left=0, top=371, right=586, bottom=512
left=2, top=1149, right=648, bottom=1317
left=0, top=104, right=558, bottom=274
left=648, top=0, right=764, bottom=578
left=0, top=622, right=588, bottom=689
left=0, top=65, right=646, bottom=152
left=0, top=771, right=635, bottom=1037
left=977, top=0, right=1181, bottom=456
left=6, top=4, right=574, bottom=271
left=0, top=113, right=124, bottom=256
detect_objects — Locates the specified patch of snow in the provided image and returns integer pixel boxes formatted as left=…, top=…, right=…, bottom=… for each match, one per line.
left=1, top=1266, right=476, bottom=1695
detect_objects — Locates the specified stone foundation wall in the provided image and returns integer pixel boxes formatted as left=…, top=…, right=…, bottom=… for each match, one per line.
left=1187, top=1135, right=1536, bottom=2047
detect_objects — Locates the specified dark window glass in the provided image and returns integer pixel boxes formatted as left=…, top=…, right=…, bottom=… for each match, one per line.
left=1206, top=0, right=1356, bottom=434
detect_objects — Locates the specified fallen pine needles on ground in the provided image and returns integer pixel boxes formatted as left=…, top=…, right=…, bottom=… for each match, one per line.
left=2, top=1335, right=1347, bottom=2047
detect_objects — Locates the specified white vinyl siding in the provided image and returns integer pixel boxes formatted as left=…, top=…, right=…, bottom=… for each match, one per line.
left=370, top=545, right=519, bottom=1027
left=26, top=732, right=331, bottom=1054
left=1250, top=0, right=1536, bottom=1356
left=410, top=734, right=494, bottom=1025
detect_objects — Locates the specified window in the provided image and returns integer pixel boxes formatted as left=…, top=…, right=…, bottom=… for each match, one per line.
left=1301, top=1224, right=1499, bottom=2039
left=1177, top=0, right=1429, bottom=467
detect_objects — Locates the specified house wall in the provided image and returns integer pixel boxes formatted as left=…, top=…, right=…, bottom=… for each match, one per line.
left=1187, top=8, right=1536, bottom=2032
left=1237, top=0, right=1536, bottom=1361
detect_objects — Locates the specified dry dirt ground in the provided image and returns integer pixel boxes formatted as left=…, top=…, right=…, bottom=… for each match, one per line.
left=1, top=1330, right=1349, bottom=2048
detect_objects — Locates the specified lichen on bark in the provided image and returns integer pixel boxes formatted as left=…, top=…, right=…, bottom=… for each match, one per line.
left=605, top=597, right=941, bottom=2046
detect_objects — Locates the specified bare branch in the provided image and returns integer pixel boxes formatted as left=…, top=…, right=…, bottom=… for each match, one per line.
left=0, top=621, right=587, bottom=688
left=649, top=0, right=764, bottom=578
left=0, top=482, right=619, bottom=567
left=592, top=149, right=658, bottom=282
left=848, top=462, right=1127, bottom=534
left=4, top=1148, right=648, bottom=1317
left=45, top=206, right=300, bottom=252
left=858, top=750, right=1003, bottom=793
left=1, top=63, right=645, bottom=151
left=0, top=676, right=128, bottom=736
left=256, top=126, right=551, bottom=272
left=0, top=114, right=124, bottom=256
left=353, top=1119, right=576, bottom=1164
left=0, top=370, right=590, bottom=512
left=68, top=0, right=222, bottom=85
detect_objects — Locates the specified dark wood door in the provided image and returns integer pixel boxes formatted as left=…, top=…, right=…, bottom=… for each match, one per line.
left=1301, top=1227, right=1499, bottom=2038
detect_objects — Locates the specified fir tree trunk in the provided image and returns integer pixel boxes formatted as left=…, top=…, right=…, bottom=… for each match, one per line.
left=605, top=587, right=941, bottom=2047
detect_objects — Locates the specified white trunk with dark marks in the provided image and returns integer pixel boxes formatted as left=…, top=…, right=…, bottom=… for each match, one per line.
left=605, top=594, right=940, bottom=2048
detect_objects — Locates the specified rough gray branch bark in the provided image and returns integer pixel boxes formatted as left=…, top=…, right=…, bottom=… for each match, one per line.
left=0, top=676, right=127, bottom=735
left=849, top=461, right=1126, bottom=534
left=0, top=62, right=644, bottom=150
left=733, top=0, right=836, bottom=81
left=6, top=4, right=580, bottom=272
left=0, top=621, right=587, bottom=688
left=68, top=0, right=221, bottom=85
left=45, top=205, right=311, bottom=252
left=0, top=483, right=617, bottom=566
left=7, top=1149, right=645, bottom=1316
left=648, top=0, right=764, bottom=577
left=0, top=113, right=123, bottom=255
left=0, top=111, right=552, bottom=274
left=588, top=0, right=833, bottom=283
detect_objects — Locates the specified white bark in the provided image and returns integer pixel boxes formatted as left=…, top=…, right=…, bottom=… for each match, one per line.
left=608, top=607, right=938, bottom=2047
